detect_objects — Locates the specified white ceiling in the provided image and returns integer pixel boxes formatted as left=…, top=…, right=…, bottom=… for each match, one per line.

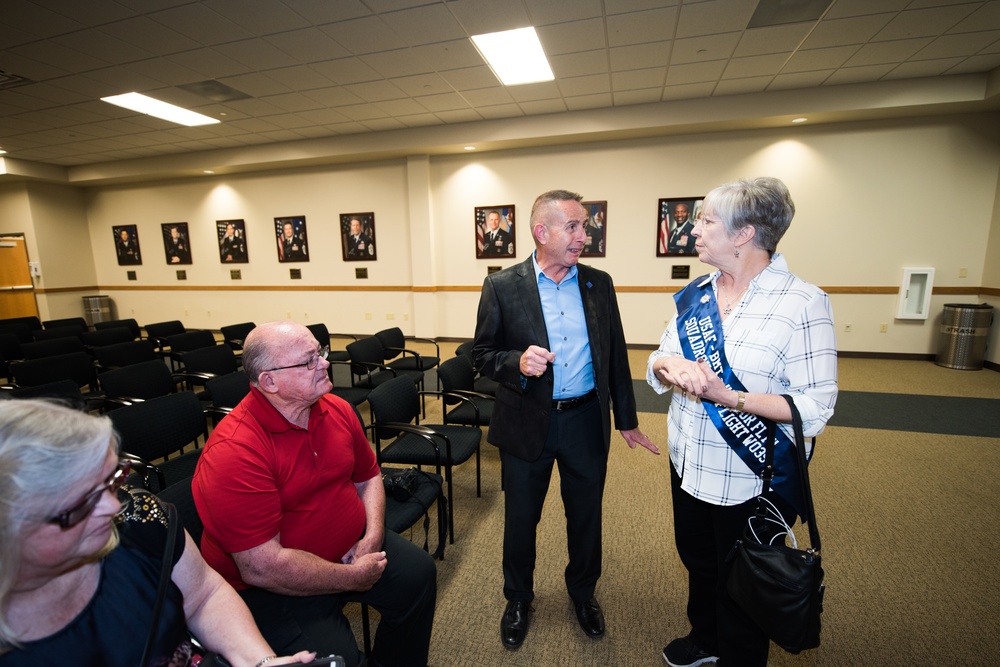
left=2, top=0, right=1000, bottom=184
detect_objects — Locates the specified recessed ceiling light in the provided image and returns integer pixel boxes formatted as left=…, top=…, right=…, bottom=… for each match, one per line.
left=471, top=27, right=554, bottom=86
left=792, top=117, right=808, bottom=123
left=101, top=92, right=220, bottom=127
left=203, top=170, right=215, bottom=174
left=0, top=148, right=6, bottom=155
left=464, top=146, right=476, bottom=151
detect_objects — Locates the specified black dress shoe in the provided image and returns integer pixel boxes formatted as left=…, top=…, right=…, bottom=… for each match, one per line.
left=573, top=596, right=606, bottom=638
left=501, top=600, right=533, bottom=649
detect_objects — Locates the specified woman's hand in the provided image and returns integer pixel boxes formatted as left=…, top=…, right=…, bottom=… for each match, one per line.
left=268, top=651, right=318, bottom=666
left=652, top=355, right=711, bottom=396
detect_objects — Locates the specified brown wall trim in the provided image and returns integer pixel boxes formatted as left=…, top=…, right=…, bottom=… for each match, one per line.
left=36, top=284, right=996, bottom=295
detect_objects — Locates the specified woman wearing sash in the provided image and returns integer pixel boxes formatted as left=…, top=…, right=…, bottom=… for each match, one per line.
left=647, top=177, right=837, bottom=667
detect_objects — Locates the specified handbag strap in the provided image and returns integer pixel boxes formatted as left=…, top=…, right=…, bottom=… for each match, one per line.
left=141, top=500, right=179, bottom=667
left=780, top=395, right=821, bottom=556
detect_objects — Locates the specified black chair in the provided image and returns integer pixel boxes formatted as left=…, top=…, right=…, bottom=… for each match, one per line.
left=0, top=323, right=34, bottom=345
left=108, top=391, right=208, bottom=492
left=180, top=344, right=240, bottom=382
left=31, top=325, right=83, bottom=341
left=345, top=336, right=403, bottom=391
left=219, top=322, right=256, bottom=352
left=0, top=332, right=23, bottom=381
left=82, top=326, right=135, bottom=349
left=166, top=330, right=218, bottom=370
left=367, top=375, right=482, bottom=543
left=43, top=317, right=89, bottom=331
left=9, top=352, right=102, bottom=409
left=93, top=340, right=159, bottom=370
left=144, top=320, right=187, bottom=353
left=374, top=327, right=440, bottom=380
left=204, top=371, right=251, bottom=424
left=95, top=318, right=142, bottom=340
left=20, top=336, right=84, bottom=359
left=455, top=340, right=498, bottom=397
left=436, top=355, right=494, bottom=428
left=4, top=379, right=87, bottom=411
left=0, top=316, right=41, bottom=332
left=99, top=359, right=186, bottom=406
left=156, top=476, right=203, bottom=546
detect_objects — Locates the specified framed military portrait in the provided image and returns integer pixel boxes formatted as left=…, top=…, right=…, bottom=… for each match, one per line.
left=161, top=222, right=192, bottom=265
left=340, top=212, right=377, bottom=261
left=113, top=224, right=142, bottom=265
left=275, top=215, right=309, bottom=262
left=580, top=200, right=607, bottom=258
left=656, top=197, right=704, bottom=257
left=476, top=204, right=515, bottom=258
left=217, top=219, right=248, bottom=264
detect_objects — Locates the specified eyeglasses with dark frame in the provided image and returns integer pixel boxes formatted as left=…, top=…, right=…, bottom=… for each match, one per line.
left=49, top=460, right=131, bottom=530
left=263, top=346, right=330, bottom=373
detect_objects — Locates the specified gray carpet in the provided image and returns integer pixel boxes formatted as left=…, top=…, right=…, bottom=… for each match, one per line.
left=631, top=380, right=1000, bottom=437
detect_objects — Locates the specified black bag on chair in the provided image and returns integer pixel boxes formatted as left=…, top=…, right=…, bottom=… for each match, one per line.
left=726, top=394, right=824, bottom=654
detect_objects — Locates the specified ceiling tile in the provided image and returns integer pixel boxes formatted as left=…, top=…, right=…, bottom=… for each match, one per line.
left=672, top=32, right=741, bottom=64
left=518, top=98, right=568, bottom=115
left=281, top=0, right=372, bottom=23
left=913, top=31, right=1000, bottom=60
left=873, top=5, right=979, bottom=41
left=527, top=0, right=604, bottom=26
left=550, top=49, right=610, bottom=78
left=507, top=81, right=562, bottom=102
left=397, top=112, right=446, bottom=126
left=825, top=0, right=908, bottom=20
left=263, top=28, right=351, bottom=63
left=149, top=4, right=253, bottom=46
left=611, top=67, right=666, bottom=90
left=823, top=63, right=896, bottom=85
left=445, top=0, right=532, bottom=35
left=947, top=2, right=1000, bottom=34
left=612, top=87, right=662, bottom=105
left=438, top=66, right=498, bottom=92
left=414, top=91, right=470, bottom=112
left=390, top=73, right=453, bottom=96
left=713, top=76, right=771, bottom=95
left=8, top=41, right=109, bottom=74
left=660, top=81, right=716, bottom=101
left=168, top=48, right=253, bottom=79
left=799, top=14, right=895, bottom=50
left=782, top=46, right=858, bottom=73
left=458, top=87, right=516, bottom=106
left=610, top=42, right=672, bottom=71
left=310, top=57, right=383, bottom=85
left=343, top=80, right=408, bottom=102
left=361, top=48, right=433, bottom=79
left=607, top=7, right=678, bottom=47
left=845, top=38, right=933, bottom=67
left=322, top=16, right=407, bottom=56
left=374, top=98, right=431, bottom=115
left=265, top=65, right=337, bottom=91
left=564, top=92, right=613, bottom=110
left=300, top=86, right=366, bottom=107
left=201, top=0, right=311, bottom=36
left=337, top=103, right=391, bottom=121
left=217, top=72, right=292, bottom=97
left=96, top=16, right=201, bottom=56
left=410, top=40, right=484, bottom=71
left=677, top=0, right=758, bottom=39
left=882, top=58, right=965, bottom=79
left=664, top=59, right=727, bottom=85
left=605, top=0, right=680, bottom=15
left=378, top=4, right=469, bottom=46
left=557, top=73, right=612, bottom=97
left=432, top=108, right=483, bottom=123
left=359, top=117, right=408, bottom=131
left=214, top=38, right=301, bottom=71
left=2, top=1, right=86, bottom=38
left=733, top=23, right=813, bottom=57
left=944, top=52, right=1000, bottom=73
left=258, top=92, right=325, bottom=113
left=537, top=18, right=607, bottom=56
left=767, top=70, right=832, bottom=90
left=294, top=107, right=354, bottom=125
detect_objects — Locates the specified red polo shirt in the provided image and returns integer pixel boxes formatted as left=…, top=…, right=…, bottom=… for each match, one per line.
left=193, top=386, right=379, bottom=589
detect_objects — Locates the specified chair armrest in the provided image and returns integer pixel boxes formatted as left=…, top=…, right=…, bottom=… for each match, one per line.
left=405, top=336, right=440, bottom=358
left=373, top=421, right=444, bottom=473
left=420, top=390, right=483, bottom=425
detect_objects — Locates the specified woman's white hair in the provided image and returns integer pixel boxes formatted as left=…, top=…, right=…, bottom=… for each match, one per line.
left=0, top=400, right=116, bottom=651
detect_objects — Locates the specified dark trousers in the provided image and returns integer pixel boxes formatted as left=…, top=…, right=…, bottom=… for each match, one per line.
left=670, top=466, right=795, bottom=667
left=501, top=397, right=606, bottom=603
left=239, top=531, right=437, bottom=667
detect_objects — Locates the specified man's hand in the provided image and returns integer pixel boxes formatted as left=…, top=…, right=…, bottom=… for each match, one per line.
left=520, top=344, right=555, bottom=378
left=621, top=427, right=660, bottom=455
left=349, top=551, right=387, bottom=591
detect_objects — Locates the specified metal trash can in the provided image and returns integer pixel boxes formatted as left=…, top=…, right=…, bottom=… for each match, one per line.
left=82, top=295, right=113, bottom=327
left=935, top=303, right=993, bottom=370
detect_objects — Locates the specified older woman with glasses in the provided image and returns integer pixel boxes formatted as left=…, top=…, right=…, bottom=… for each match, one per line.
left=0, top=399, right=317, bottom=667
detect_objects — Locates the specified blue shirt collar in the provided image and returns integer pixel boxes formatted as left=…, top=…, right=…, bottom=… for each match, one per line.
left=531, top=250, right=579, bottom=286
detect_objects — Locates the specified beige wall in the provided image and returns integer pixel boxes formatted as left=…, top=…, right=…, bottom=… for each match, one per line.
left=6, top=113, right=999, bottom=364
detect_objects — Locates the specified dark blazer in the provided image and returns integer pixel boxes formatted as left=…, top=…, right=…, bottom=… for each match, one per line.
left=473, top=256, right=639, bottom=461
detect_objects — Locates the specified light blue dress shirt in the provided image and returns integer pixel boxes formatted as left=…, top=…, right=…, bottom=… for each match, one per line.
left=532, top=252, right=595, bottom=399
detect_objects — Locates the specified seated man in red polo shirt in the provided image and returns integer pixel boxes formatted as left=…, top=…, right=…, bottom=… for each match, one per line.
left=193, top=321, right=437, bottom=667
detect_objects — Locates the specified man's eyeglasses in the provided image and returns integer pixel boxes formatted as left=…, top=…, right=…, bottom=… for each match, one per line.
left=264, top=346, right=330, bottom=372
left=49, top=460, right=131, bottom=530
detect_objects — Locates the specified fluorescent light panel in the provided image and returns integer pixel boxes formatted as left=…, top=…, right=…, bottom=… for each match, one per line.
left=471, top=27, right=554, bottom=86
left=101, top=92, right=220, bottom=127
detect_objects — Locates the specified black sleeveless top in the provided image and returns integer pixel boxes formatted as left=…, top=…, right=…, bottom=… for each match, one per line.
left=1, top=488, right=196, bottom=667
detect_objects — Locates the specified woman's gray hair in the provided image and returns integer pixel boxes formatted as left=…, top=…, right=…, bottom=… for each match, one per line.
left=0, top=400, right=117, bottom=650
left=703, top=177, right=794, bottom=254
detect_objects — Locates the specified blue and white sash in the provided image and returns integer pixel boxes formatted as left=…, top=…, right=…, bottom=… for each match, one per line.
left=674, top=275, right=806, bottom=520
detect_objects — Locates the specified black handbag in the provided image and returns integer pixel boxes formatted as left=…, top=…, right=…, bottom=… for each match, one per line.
left=725, top=394, right=824, bottom=654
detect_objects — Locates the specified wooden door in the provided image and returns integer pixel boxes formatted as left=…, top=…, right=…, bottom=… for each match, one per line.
left=0, top=237, right=39, bottom=320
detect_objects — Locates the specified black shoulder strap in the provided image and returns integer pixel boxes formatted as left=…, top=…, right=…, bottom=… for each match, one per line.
left=141, top=501, right=179, bottom=667
left=781, top=395, right=821, bottom=555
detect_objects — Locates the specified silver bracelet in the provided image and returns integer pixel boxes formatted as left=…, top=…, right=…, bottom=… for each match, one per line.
left=254, top=656, right=278, bottom=667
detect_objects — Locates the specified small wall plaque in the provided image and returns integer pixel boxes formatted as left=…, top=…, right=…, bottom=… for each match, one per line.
left=289, top=268, right=302, bottom=280
left=487, top=265, right=502, bottom=275
left=230, top=269, right=242, bottom=280
left=127, top=271, right=137, bottom=281
left=355, top=267, right=368, bottom=279
left=671, top=265, right=690, bottom=280
left=176, top=270, right=187, bottom=280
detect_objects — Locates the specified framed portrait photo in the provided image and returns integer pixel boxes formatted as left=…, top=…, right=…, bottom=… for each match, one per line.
left=476, top=204, right=515, bottom=258
left=340, top=212, right=377, bottom=261
left=656, top=197, right=704, bottom=257
left=113, top=224, right=142, bottom=265
left=581, top=200, right=607, bottom=258
left=217, top=219, right=248, bottom=264
left=275, top=215, right=309, bottom=262
left=161, top=222, right=192, bottom=265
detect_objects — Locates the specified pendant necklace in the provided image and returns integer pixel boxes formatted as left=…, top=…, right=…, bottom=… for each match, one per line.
left=720, top=280, right=749, bottom=316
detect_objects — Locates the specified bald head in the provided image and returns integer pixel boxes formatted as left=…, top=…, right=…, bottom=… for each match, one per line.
left=243, top=321, right=311, bottom=384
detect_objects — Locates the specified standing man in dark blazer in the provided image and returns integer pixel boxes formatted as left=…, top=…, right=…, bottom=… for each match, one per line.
left=473, top=189, right=659, bottom=650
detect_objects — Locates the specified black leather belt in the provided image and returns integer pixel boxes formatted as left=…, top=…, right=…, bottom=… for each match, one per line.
left=552, top=389, right=596, bottom=411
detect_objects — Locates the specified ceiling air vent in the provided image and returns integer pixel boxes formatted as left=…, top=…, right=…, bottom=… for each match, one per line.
left=0, top=70, right=33, bottom=90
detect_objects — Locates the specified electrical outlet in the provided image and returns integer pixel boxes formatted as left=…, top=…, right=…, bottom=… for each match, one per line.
left=879, top=323, right=888, bottom=333
left=287, top=312, right=291, bottom=319
left=403, top=314, right=409, bottom=321
left=206, top=310, right=211, bottom=318
left=844, top=324, right=852, bottom=333
left=959, top=268, right=968, bottom=278
left=365, top=313, right=372, bottom=321
left=386, top=313, right=395, bottom=320
left=184, top=309, right=189, bottom=316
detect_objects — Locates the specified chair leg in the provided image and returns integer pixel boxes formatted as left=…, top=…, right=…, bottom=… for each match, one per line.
left=446, top=465, right=455, bottom=544
left=361, top=602, right=372, bottom=658
left=475, top=445, right=481, bottom=498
